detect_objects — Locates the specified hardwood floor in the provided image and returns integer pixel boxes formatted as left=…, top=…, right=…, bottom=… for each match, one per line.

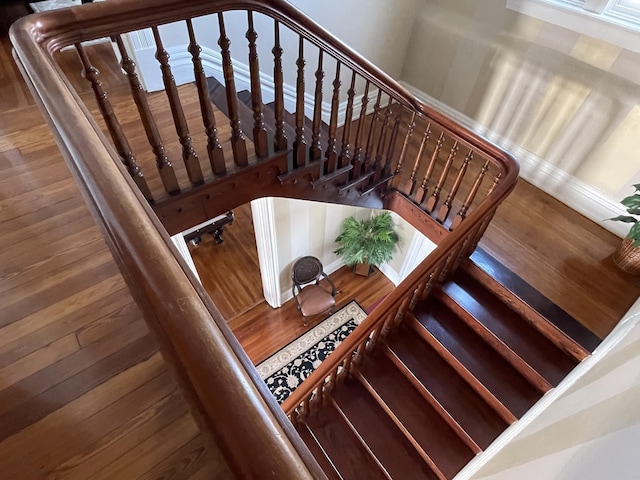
left=1, top=20, right=640, bottom=480
left=480, top=179, right=640, bottom=339
left=188, top=203, right=264, bottom=321
left=0, top=35, right=224, bottom=480
left=229, top=267, right=396, bottom=365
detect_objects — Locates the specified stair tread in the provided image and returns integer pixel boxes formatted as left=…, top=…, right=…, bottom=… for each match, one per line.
left=264, top=101, right=299, bottom=151
left=445, top=271, right=578, bottom=385
left=207, top=77, right=257, bottom=143
left=236, top=89, right=277, bottom=137
left=469, top=247, right=601, bottom=351
left=297, top=423, right=343, bottom=480
left=304, top=401, right=390, bottom=480
left=332, top=379, right=440, bottom=480
left=387, top=325, right=509, bottom=448
left=414, top=299, right=541, bottom=417
left=359, top=351, right=475, bottom=479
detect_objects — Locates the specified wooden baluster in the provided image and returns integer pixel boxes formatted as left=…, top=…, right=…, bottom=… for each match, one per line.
left=366, top=326, right=381, bottom=353
left=310, top=385, right=322, bottom=412
left=488, top=172, right=502, bottom=197
left=400, top=122, right=430, bottom=196
left=218, top=13, right=248, bottom=167
left=338, top=353, right=353, bottom=381
left=324, top=61, right=341, bottom=174
left=186, top=19, right=226, bottom=176
left=392, top=111, right=415, bottom=180
left=383, top=106, right=403, bottom=178
left=300, top=397, right=310, bottom=421
left=75, top=44, right=153, bottom=203
left=114, top=36, right=180, bottom=196
left=392, top=297, right=411, bottom=329
left=409, top=282, right=426, bottom=312
left=437, top=149, right=473, bottom=223
left=427, top=259, right=449, bottom=296
left=451, top=160, right=490, bottom=230
left=289, top=412, right=299, bottom=430
left=151, top=27, right=203, bottom=186
left=381, top=313, right=395, bottom=338
left=362, top=90, right=382, bottom=174
left=412, top=131, right=443, bottom=204
left=353, top=342, right=366, bottom=366
left=324, top=369, right=337, bottom=402
left=351, top=80, right=370, bottom=178
left=246, top=11, right=268, bottom=158
left=441, top=245, right=464, bottom=280
left=424, top=139, right=458, bottom=213
left=372, top=100, right=393, bottom=183
left=272, top=21, right=288, bottom=152
left=293, top=36, right=306, bottom=168
left=309, top=50, right=324, bottom=162
left=337, top=71, right=357, bottom=169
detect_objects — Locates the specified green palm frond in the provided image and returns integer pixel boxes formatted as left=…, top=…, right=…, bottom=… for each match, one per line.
left=334, top=211, right=399, bottom=267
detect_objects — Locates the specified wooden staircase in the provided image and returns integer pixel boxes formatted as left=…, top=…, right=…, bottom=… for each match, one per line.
left=201, top=82, right=600, bottom=476
left=11, top=2, right=525, bottom=477
left=293, top=249, right=600, bottom=479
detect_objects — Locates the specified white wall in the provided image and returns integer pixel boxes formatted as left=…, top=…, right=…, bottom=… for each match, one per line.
left=126, top=0, right=423, bottom=93
left=400, top=0, right=640, bottom=237
left=458, top=298, right=640, bottom=480
left=265, top=198, right=434, bottom=305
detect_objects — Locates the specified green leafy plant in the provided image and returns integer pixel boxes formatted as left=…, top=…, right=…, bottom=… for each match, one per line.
left=334, top=211, right=399, bottom=267
left=610, top=183, right=640, bottom=247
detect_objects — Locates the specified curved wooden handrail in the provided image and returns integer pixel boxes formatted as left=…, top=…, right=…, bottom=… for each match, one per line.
left=10, top=0, right=519, bottom=477
left=20, top=0, right=517, bottom=177
left=11, top=9, right=327, bottom=480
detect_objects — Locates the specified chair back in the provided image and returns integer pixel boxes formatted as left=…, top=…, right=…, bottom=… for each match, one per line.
left=292, top=256, right=325, bottom=286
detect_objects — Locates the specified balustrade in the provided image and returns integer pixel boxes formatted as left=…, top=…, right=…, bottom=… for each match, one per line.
left=11, top=0, right=519, bottom=478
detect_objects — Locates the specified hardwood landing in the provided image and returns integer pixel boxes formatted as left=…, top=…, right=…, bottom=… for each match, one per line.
left=0, top=35, right=227, bottom=480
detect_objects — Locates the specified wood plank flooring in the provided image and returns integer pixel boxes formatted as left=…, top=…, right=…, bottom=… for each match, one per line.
left=480, top=179, right=640, bottom=339
left=188, top=203, right=264, bottom=321
left=1, top=16, right=640, bottom=480
left=0, top=34, right=226, bottom=480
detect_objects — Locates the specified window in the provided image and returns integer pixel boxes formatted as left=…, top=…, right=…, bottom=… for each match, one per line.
left=506, top=0, right=640, bottom=52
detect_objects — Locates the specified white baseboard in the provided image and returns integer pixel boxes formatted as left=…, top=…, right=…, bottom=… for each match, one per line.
left=279, top=257, right=399, bottom=306
left=126, top=30, right=381, bottom=127
left=400, top=82, right=628, bottom=239
left=279, top=257, right=345, bottom=305
left=378, top=263, right=400, bottom=286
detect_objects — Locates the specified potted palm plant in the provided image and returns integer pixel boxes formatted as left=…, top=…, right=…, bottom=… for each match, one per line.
left=334, top=211, right=399, bottom=276
left=609, top=183, right=640, bottom=274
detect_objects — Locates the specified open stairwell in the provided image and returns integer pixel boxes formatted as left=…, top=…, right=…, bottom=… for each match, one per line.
left=294, top=248, right=600, bottom=479
left=11, top=2, right=540, bottom=476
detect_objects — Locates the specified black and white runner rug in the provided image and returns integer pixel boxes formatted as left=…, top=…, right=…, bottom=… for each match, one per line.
left=256, top=300, right=367, bottom=404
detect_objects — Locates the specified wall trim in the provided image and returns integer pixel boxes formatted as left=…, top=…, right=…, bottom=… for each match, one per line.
left=506, top=0, right=640, bottom=54
left=454, top=297, right=640, bottom=479
left=400, top=81, right=628, bottom=239
left=279, top=257, right=345, bottom=305
left=398, top=230, right=437, bottom=282
left=170, top=233, right=202, bottom=284
left=250, top=198, right=282, bottom=308
left=378, top=262, right=400, bottom=286
left=124, top=29, right=380, bottom=125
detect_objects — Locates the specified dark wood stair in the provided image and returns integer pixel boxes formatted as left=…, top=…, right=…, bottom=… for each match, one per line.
left=294, top=248, right=598, bottom=479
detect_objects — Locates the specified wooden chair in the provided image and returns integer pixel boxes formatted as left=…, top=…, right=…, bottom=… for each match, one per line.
left=291, top=256, right=337, bottom=321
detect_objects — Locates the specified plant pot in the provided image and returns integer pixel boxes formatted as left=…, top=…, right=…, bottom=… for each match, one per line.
left=353, top=262, right=374, bottom=277
left=612, top=238, right=640, bottom=274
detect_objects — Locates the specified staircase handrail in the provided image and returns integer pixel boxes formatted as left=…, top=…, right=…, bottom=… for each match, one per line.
left=10, top=0, right=519, bottom=477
